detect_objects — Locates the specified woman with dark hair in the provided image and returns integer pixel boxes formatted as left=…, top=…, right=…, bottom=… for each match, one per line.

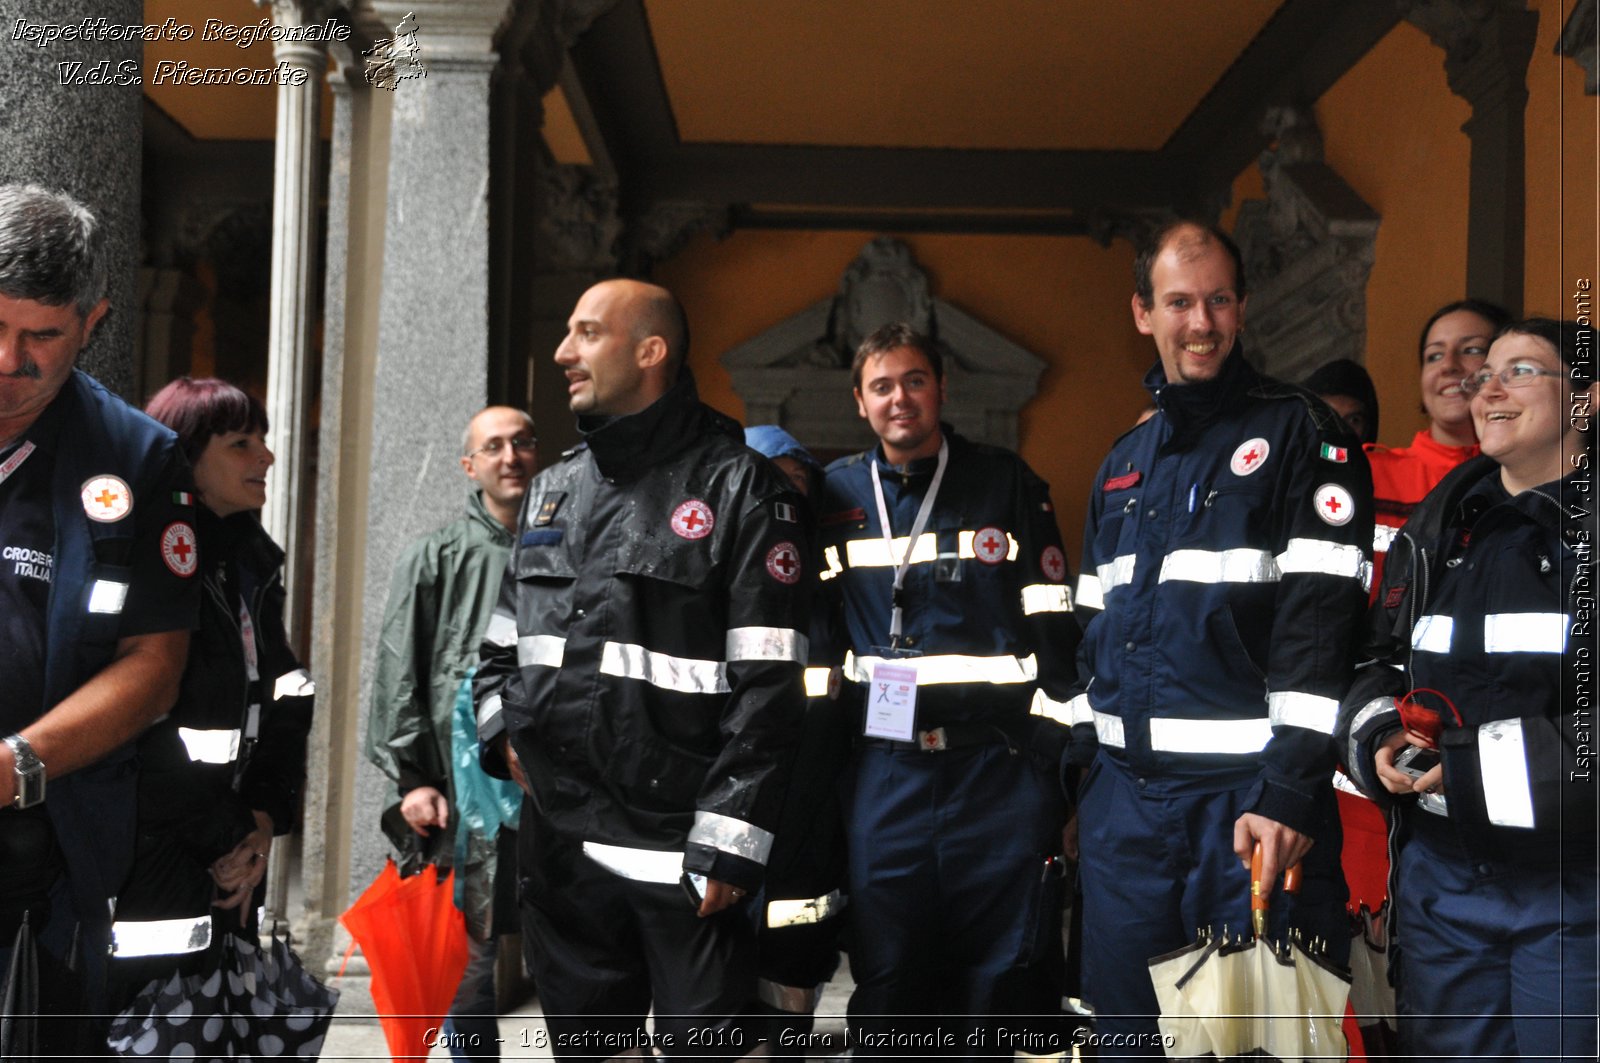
left=107, top=377, right=313, bottom=1003
left=1341, top=319, right=1597, bottom=1061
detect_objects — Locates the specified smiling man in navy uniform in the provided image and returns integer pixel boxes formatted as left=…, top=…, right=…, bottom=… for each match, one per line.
left=475, top=278, right=810, bottom=1058
left=1068, top=219, right=1373, bottom=1052
left=0, top=183, right=199, bottom=1054
left=818, top=323, right=1079, bottom=1054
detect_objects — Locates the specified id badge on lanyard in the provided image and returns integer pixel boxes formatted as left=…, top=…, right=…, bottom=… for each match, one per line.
left=861, top=439, right=948, bottom=741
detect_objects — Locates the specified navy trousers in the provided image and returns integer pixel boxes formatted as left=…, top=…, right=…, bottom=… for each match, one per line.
left=845, top=739, right=1068, bottom=1056
left=1076, top=756, right=1347, bottom=1056
left=1395, top=827, right=1598, bottom=1063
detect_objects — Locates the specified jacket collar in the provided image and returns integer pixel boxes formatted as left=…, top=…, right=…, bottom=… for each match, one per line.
left=465, top=489, right=514, bottom=545
left=1404, top=428, right=1479, bottom=464
left=871, top=423, right=963, bottom=476
left=197, top=504, right=284, bottom=577
left=1145, top=346, right=1263, bottom=450
left=578, top=373, right=739, bottom=480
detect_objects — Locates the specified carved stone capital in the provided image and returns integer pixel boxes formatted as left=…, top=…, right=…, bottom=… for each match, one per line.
left=1558, top=0, right=1598, bottom=95
left=365, top=0, right=515, bottom=69
left=537, top=164, right=622, bottom=272
left=624, top=201, right=732, bottom=271
left=1400, top=0, right=1538, bottom=115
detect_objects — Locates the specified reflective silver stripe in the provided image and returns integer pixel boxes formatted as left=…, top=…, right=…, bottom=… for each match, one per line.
left=1278, top=538, right=1370, bottom=585
left=478, top=692, right=503, bottom=730
left=110, top=915, right=212, bottom=957
left=845, top=533, right=936, bottom=568
left=87, top=579, right=128, bottom=615
left=273, top=667, right=314, bottom=700
left=1267, top=691, right=1339, bottom=734
left=1331, top=769, right=1370, bottom=801
left=766, top=889, right=846, bottom=928
left=1479, top=719, right=1535, bottom=828
left=1411, top=614, right=1453, bottom=654
left=1021, top=583, right=1072, bottom=615
left=844, top=651, right=1038, bottom=686
left=1149, top=716, right=1272, bottom=755
left=1093, top=710, right=1126, bottom=748
left=600, top=642, right=729, bottom=694
left=1417, top=791, right=1450, bottom=817
left=1068, top=693, right=1094, bottom=726
left=726, top=626, right=808, bottom=664
left=1030, top=689, right=1072, bottom=725
left=1096, top=554, right=1137, bottom=595
left=581, top=841, right=683, bottom=884
left=1159, top=547, right=1277, bottom=585
left=819, top=544, right=843, bottom=582
left=756, top=977, right=823, bottom=1014
left=957, top=529, right=1019, bottom=561
left=690, top=810, right=775, bottom=865
left=1076, top=572, right=1105, bottom=611
left=1483, top=613, right=1568, bottom=654
left=1373, top=522, right=1399, bottom=554
left=483, top=611, right=517, bottom=648
left=517, top=633, right=566, bottom=669
left=1346, top=696, right=1398, bottom=785
left=803, top=667, right=831, bottom=698
left=177, top=727, right=241, bottom=764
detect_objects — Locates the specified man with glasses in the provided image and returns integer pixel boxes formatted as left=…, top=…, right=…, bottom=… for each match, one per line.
left=367, top=405, right=536, bottom=1060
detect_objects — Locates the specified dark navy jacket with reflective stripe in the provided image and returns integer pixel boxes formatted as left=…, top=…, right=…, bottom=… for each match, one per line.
left=1071, top=354, right=1373, bottom=836
left=474, top=378, right=810, bottom=892
left=817, top=426, right=1079, bottom=730
left=1340, top=456, right=1596, bottom=863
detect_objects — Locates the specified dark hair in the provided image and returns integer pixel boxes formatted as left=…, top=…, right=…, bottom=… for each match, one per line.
left=851, top=322, right=943, bottom=390
left=633, top=285, right=691, bottom=379
left=1133, top=218, right=1247, bottom=308
left=145, top=377, right=269, bottom=467
left=1416, top=299, right=1511, bottom=364
left=1302, top=358, right=1381, bottom=444
left=0, top=183, right=107, bottom=315
left=1496, top=317, right=1596, bottom=388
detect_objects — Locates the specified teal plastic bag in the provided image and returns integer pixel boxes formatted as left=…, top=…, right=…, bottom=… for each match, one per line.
left=450, top=669, right=523, bottom=907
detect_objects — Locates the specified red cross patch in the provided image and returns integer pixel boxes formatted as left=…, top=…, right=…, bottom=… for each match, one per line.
left=766, top=541, right=802, bottom=584
left=973, top=526, right=1008, bottom=566
left=1229, top=438, right=1270, bottom=477
left=1040, top=545, right=1067, bottom=582
left=161, top=521, right=198, bottom=577
left=81, top=475, right=133, bottom=523
left=670, top=499, right=714, bottom=540
left=1314, top=483, right=1355, bottom=526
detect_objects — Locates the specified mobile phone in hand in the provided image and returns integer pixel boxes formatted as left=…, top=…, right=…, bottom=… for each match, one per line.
left=1395, top=744, right=1440, bottom=781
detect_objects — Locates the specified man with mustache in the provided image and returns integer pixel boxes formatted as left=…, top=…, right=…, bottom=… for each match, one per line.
left=1067, top=220, right=1373, bottom=1051
left=0, top=183, right=199, bottom=1054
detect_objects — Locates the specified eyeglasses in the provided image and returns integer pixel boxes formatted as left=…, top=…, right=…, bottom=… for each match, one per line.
left=467, top=435, right=537, bottom=459
left=1459, top=362, right=1565, bottom=396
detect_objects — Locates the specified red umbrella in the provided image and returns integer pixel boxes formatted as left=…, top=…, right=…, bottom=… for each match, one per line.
left=340, top=859, right=469, bottom=1061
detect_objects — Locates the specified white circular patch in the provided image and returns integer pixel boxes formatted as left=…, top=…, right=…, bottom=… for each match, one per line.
left=670, top=499, right=714, bottom=540
left=1229, top=438, right=1270, bottom=477
left=1314, top=483, right=1355, bottom=526
left=827, top=666, right=842, bottom=701
left=1040, top=545, right=1067, bottom=582
left=973, top=526, right=1008, bottom=565
left=81, top=475, right=132, bottom=522
left=161, top=522, right=198, bottom=577
left=766, top=541, right=802, bottom=584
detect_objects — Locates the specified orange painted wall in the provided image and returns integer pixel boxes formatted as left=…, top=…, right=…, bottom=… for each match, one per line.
left=653, top=230, right=1150, bottom=563
left=1525, top=0, right=1597, bottom=320
left=1314, top=20, right=1473, bottom=448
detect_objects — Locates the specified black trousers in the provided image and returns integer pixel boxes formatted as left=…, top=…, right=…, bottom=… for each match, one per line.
left=521, top=825, right=756, bottom=1061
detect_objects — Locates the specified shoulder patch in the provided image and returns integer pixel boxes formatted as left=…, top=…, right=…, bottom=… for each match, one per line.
left=821, top=507, right=867, bottom=527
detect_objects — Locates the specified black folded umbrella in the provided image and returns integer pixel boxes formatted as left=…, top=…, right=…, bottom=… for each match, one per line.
left=1, top=913, right=39, bottom=1062
left=107, top=930, right=340, bottom=1059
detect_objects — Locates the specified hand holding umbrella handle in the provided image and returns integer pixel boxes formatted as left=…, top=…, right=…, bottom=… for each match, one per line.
left=1250, top=841, right=1304, bottom=938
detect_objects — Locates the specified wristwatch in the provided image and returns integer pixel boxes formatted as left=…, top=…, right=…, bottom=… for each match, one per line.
left=4, top=734, right=45, bottom=809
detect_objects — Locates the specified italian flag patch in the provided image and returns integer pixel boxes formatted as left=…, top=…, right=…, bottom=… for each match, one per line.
left=1319, top=444, right=1348, bottom=463
left=173, top=490, right=194, bottom=505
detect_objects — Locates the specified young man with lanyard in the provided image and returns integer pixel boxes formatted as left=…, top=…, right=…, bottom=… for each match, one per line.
left=818, top=323, right=1078, bottom=1053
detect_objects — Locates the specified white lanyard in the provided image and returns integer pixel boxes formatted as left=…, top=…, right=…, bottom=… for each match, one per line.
left=868, top=437, right=948, bottom=647
left=238, top=597, right=259, bottom=682
left=0, top=440, right=36, bottom=489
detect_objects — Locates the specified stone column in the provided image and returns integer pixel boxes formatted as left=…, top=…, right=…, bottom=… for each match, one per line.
left=257, top=0, right=331, bottom=638
left=1403, top=0, right=1539, bottom=313
left=0, top=0, right=142, bottom=394
left=347, top=0, right=513, bottom=943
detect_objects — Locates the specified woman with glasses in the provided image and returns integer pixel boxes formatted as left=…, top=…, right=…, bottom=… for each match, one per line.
left=106, top=378, right=314, bottom=1011
left=1340, top=319, right=1597, bottom=1061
